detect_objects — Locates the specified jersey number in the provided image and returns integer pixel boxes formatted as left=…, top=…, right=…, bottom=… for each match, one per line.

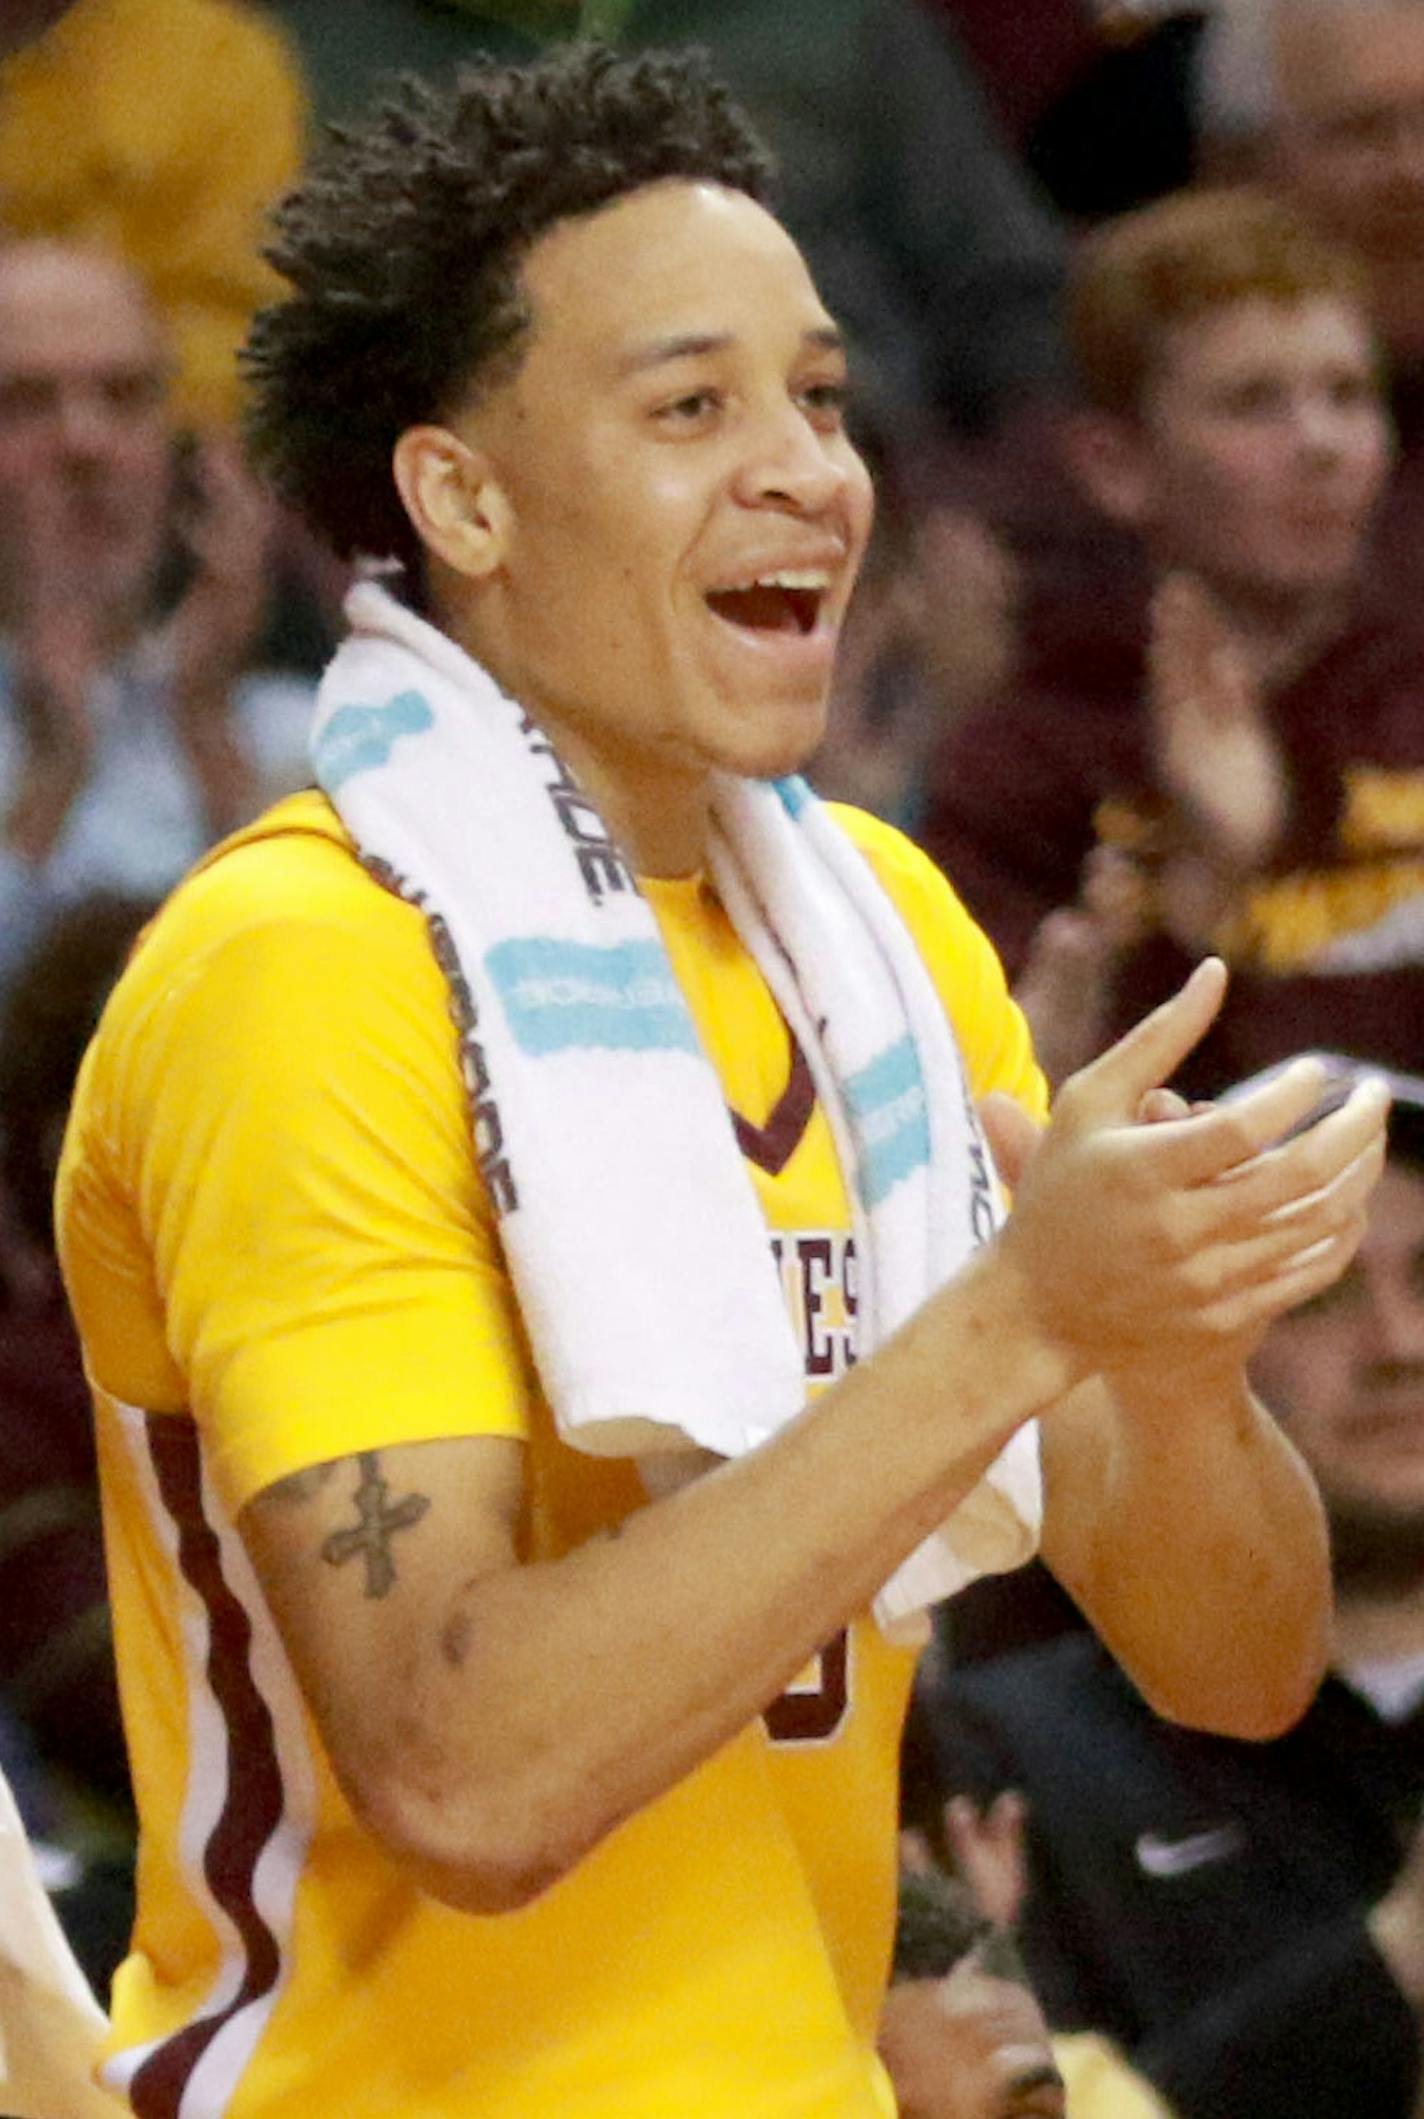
left=764, top=1629, right=850, bottom=1745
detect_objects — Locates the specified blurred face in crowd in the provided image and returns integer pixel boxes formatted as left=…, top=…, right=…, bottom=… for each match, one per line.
left=1082, top=294, right=1390, bottom=609
left=0, top=242, right=173, bottom=640
left=1252, top=1154, right=1424, bottom=1588
left=400, top=178, right=873, bottom=870
left=1271, top=9, right=1424, bottom=357
left=879, top=1962, right=1065, bottom=2119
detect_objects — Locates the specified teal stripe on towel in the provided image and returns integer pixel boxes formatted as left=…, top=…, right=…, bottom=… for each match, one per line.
left=486, top=937, right=701, bottom=1057
left=845, top=1035, right=930, bottom=1206
left=313, top=691, right=435, bottom=788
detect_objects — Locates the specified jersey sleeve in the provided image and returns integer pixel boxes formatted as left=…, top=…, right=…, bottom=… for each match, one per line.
left=829, top=803, right=1048, bottom=1123
left=95, top=852, right=536, bottom=1518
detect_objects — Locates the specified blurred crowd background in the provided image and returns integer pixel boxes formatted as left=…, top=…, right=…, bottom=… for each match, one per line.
left=3, top=4, right=1424, bottom=2115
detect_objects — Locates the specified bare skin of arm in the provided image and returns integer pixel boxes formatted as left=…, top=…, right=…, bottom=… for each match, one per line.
left=984, top=1086, right=1335, bottom=1737
left=240, top=963, right=1383, bottom=1914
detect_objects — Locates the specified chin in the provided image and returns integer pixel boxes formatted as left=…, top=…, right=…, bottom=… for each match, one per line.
left=733, top=700, right=831, bottom=783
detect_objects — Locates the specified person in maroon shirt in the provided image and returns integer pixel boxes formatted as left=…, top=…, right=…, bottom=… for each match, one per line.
left=920, top=185, right=1424, bottom=1097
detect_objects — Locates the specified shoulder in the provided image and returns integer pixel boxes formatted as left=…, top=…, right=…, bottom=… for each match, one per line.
left=88, top=791, right=452, bottom=1126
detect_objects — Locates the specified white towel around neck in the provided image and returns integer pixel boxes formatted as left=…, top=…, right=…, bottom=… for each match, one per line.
left=312, top=581, right=1040, bottom=1634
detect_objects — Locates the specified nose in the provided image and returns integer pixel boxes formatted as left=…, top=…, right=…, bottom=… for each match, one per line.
left=1358, top=1267, right=1424, bottom=1368
left=52, top=383, right=117, bottom=463
left=1292, top=391, right=1355, bottom=463
left=1379, top=110, right=1424, bottom=194
left=731, top=400, right=849, bottom=516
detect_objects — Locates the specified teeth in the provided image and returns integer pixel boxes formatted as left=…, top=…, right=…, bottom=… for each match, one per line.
left=756, top=570, right=829, bottom=591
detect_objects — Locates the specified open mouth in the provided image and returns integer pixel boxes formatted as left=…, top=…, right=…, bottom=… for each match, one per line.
left=705, top=572, right=827, bottom=637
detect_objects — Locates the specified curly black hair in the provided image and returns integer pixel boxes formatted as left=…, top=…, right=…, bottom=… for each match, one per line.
left=243, top=42, right=776, bottom=575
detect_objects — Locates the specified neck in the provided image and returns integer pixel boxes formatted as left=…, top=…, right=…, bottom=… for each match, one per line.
left=440, top=592, right=714, bottom=880
left=556, top=725, right=713, bottom=878
left=1174, top=573, right=1351, bottom=694
left=1334, top=1578, right=1424, bottom=1667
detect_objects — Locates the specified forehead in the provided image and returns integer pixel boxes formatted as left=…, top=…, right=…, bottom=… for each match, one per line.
left=513, top=180, right=835, bottom=372
left=1151, top=294, right=1375, bottom=395
left=0, top=247, right=164, bottom=375
left=1280, top=10, right=1424, bottom=126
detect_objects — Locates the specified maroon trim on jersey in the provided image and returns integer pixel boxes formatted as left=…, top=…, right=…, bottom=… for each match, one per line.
left=731, top=1027, right=816, bottom=1176
left=128, top=1414, right=285, bottom=2119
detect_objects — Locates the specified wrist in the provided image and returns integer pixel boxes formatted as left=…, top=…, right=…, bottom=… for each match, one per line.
left=968, top=1232, right=1090, bottom=1411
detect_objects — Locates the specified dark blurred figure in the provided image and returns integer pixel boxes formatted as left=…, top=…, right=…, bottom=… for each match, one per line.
left=270, top=0, right=1070, bottom=453
left=812, top=466, right=1021, bottom=831
left=927, top=1065, right=1424, bottom=2119
left=0, top=890, right=153, bottom=2000
left=933, top=1, right=1210, bottom=221
left=0, top=0, right=78, bottom=55
left=920, top=186, right=1424, bottom=1098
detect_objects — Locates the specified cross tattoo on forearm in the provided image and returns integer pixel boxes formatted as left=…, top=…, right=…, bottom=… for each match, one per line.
left=322, top=1452, right=430, bottom=1598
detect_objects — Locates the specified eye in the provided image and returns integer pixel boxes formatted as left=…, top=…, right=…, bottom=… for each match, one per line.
left=102, top=368, right=164, bottom=417
left=0, top=375, right=55, bottom=422
left=654, top=388, right=723, bottom=429
left=1214, top=379, right=1288, bottom=419
left=798, top=379, right=851, bottom=432
left=1329, top=371, right=1381, bottom=411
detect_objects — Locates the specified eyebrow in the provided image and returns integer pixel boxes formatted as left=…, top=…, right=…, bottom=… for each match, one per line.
left=616, top=325, right=846, bottom=377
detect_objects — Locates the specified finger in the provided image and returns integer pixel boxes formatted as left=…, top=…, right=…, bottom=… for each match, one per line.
left=1184, top=1136, right=1381, bottom=1296
left=1056, top=958, right=1227, bottom=1126
left=1119, top=1054, right=1340, bottom=1190
left=1197, top=1214, right=1367, bottom=1340
left=1137, top=1087, right=1192, bottom=1125
left=1200, top=1074, right=1390, bottom=1209
left=978, top=1093, right=1042, bottom=1192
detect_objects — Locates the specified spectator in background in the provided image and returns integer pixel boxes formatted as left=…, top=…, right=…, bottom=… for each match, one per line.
left=920, top=187, right=1424, bottom=1097
left=1262, top=5, right=1424, bottom=379
left=0, top=0, right=307, bottom=433
left=811, top=479, right=1021, bottom=831
left=927, top=1061, right=1424, bottom=2119
left=893, top=1712, right=1171, bottom=2119
left=882, top=1867, right=1068, bottom=2119
left=0, top=238, right=313, bottom=1000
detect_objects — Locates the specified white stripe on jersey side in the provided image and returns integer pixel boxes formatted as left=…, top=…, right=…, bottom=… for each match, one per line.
left=101, top=1397, right=318, bottom=2117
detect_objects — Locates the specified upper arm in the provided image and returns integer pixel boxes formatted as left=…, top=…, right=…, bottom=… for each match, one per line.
left=111, top=886, right=536, bottom=1516
left=239, top=1433, right=526, bottom=1826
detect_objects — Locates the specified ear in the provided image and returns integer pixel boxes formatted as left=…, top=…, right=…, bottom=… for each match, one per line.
left=1059, top=409, right=1155, bottom=531
left=392, top=425, right=509, bottom=581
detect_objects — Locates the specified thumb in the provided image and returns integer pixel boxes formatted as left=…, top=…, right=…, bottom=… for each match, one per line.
left=979, top=1092, right=1043, bottom=1191
left=1061, top=957, right=1227, bottom=1124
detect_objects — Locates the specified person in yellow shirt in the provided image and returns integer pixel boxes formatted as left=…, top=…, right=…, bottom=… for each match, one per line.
left=56, top=40, right=1385, bottom=2119
left=0, top=0, right=307, bottom=430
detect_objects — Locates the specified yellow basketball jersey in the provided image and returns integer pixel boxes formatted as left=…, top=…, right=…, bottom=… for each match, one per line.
left=57, top=791, right=1043, bottom=2118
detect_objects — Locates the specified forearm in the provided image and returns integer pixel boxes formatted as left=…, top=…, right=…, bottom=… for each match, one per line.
left=301, top=1247, right=1074, bottom=1913
left=1039, top=1366, right=1330, bottom=1738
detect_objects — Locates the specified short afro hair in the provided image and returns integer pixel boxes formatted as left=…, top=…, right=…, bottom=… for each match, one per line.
left=243, top=42, right=776, bottom=574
